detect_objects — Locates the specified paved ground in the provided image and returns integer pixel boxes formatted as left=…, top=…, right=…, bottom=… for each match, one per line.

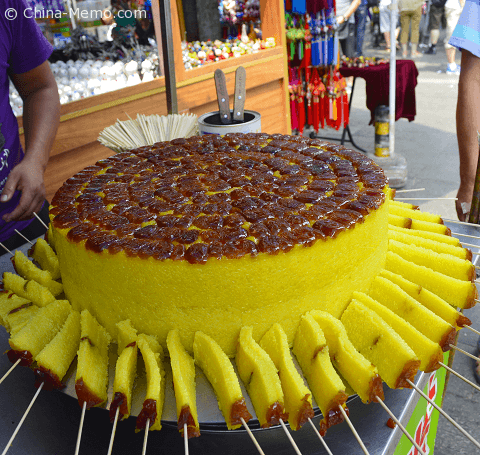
left=322, top=27, right=480, bottom=455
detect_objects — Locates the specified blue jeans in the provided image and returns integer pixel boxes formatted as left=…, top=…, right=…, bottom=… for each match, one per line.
left=355, top=4, right=368, bottom=56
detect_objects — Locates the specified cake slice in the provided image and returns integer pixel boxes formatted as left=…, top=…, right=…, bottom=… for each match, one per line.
left=167, top=329, right=200, bottom=438
left=193, top=331, right=252, bottom=430
left=8, top=299, right=71, bottom=367
left=34, top=310, right=81, bottom=390
left=388, top=228, right=471, bottom=260
left=341, top=300, right=420, bottom=389
left=389, top=200, right=418, bottom=210
left=353, top=292, right=443, bottom=373
left=0, top=290, right=32, bottom=329
left=410, top=219, right=450, bottom=235
left=110, top=320, right=138, bottom=423
left=30, top=238, right=61, bottom=280
left=368, top=276, right=456, bottom=351
left=236, top=326, right=288, bottom=429
left=11, top=250, right=63, bottom=296
left=388, top=214, right=412, bottom=229
left=388, top=240, right=475, bottom=282
left=389, top=224, right=460, bottom=246
left=136, top=334, right=165, bottom=432
left=379, top=270, right=470, bottom=329
left=260, top=324, right=314, bottom=430
left=389, top=205, right=443, bottom=224
left=385, top=251, right=477, bottom=309
left=293, top=314, right=348, bottom=434
left=3, top=272, right=56, bottom=307
left=75, top=309, right=111, bottom=409
left=308, top=310, right=384, bottom=403
left=6, top=304, right=39, bottom=337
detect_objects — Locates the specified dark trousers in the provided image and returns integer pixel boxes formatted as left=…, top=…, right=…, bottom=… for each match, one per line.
left=355, top=4, right=368, bottom=56
left=340, top=23, right=357, bottom=59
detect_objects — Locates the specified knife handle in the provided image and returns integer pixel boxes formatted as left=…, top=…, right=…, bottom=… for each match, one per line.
left=233, top=66, right=246, bottom=122
left=214, top=69, right=231, bottom=124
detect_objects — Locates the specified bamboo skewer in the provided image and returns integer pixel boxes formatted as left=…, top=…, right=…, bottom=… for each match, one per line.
left=440, top=362, right=480, bottom=393
left=406, top=379, right=480, bottom=450
left=240, top=417, right=266, bottom=455
left=14, top=230, right=33, bottom=245
left=394, top=198, right=458, bottom=201
left=184, top=423, right=189, bottom=455
left=374, top=396, right=426, bottom=455
left=141, top=419, right=150, bottom=455
left=32, top=212, right=48, bottom=230
left=444, top=219, right=480, bottom=227
left=107, top=407, right=120, bottom=455
left=0, top=242, right=12, bottom=256
left=279, top=419, right=302, bottom=455
left=1, top=382, right=44, bottom=455
left=460, top=242, right=480, bottom=250
left=338, top=405, right=370, bottom=455
left=0, top=359, right=21, bottom=385
left=74, top=402, right=87, bottom=455
left=452, top=232, right=480, bottom=240
left=308, top=418, right=334, bottom=455
left=464, top=325, right=480, bottom=337
left=449, top=344, right=480, bottom=363
left=395, top=188, right=426, bottom=193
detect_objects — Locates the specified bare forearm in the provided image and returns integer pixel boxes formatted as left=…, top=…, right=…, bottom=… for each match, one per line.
left=456, top=50, right=480, bottom=193
left=21, top=83, right=60, bottom=170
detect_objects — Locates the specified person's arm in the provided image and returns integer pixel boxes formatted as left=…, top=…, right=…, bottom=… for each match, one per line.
left=456, top=49, right=480, bottom=220
left=1, top=61, right=60, bottom=222
left=337, top=0, right=362, bottom=23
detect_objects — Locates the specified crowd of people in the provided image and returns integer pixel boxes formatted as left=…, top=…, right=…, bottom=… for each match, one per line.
left=338, top=0, right=464, bottom=74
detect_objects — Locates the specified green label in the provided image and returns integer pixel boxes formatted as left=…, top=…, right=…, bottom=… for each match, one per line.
left=394, top=352, right=448, bottom=454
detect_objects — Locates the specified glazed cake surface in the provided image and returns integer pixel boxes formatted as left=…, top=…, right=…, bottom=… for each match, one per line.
left=49, top=133, right=389, bottom=356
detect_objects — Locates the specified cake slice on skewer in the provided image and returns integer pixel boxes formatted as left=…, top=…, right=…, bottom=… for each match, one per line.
left=135, top=334, right=165, bottom=432
left=167, top=329, right=200, bottom=438
left=10, top=250, right=63, bottom=296
left=8, top=299, right=71, bottom=366
left=379, top=270, right=471, bottom=330
left=193, top=331, right=252, bottom=430
left=368, top=276, right=456, bottom=352
left=3, top=272, right=56, bottom=307
left=236, top=326, right=288, bottom=429
left=385, top=251, right=478, bottom=309
left=388, top=224, right=460, bottom=246
left=308, top=311, right=384, bottom=404
left=29, top=237, right=61, bottom=280
left=0, top=290, right=35, bottom=331
left=75, top=309, right=111, bottom=409
left=34, top=310, right=81, bottom=390
left=341, top=300, right=420, bottom=389
left=260, top=323, right=314, bottom=431
left=353, top=293, right=443, bottom=373
left=109, top=320, right=138, bottom=423
left=293, top=314, right=349, bottom=435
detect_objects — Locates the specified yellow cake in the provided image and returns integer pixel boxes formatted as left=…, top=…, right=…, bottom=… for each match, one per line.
left=48, top=133, right=389, bottom=355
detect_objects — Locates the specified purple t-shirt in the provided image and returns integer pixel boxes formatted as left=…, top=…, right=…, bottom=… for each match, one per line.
left=0, top=0, right=53, bottom=242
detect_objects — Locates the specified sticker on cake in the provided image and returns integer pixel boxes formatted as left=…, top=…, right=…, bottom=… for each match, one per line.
left=408, top=372, right=438, bottom=455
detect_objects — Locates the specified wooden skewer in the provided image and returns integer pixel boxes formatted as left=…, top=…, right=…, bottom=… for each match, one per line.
left=240, top=417, right=266, bottom=455
left=452, top=232, right=480, bottom=240
left=107, top=407, right=120, bottom=455
left=406, top=379, right=480, bottom=450
left=394, top=197, right=458, bottom=201
left=0, top=359, right=21, bottom=385
left=308, top=418, right=334, bottom=455
left=32, top=212, right=49, bottom=230
left=444, top=218, right=480, bottom=227
left=395, top=188, right=426, bottom=193
left=1, top=382, right=44, bottom=455
left=464, top=325, right=480, bottom=337
left=74, top=401, right=87, bottom=455
left=440, top=361, right=480, bottom=393
left=449, top=344, right=480, bottom=363
left=14, top=229, right=33, bottom=245
left=184, top=423, right=189, bottom=455
left=142, top=418, right=150, bottom=455
left=0, top=242, right=13, bottom=256
left=375, top=395, right=426, bottom=455
left=338, top=405, right=370, bottom=455
left=279, top=419, right=302, bottom=455
left=461, top=242, right=480, bottom=249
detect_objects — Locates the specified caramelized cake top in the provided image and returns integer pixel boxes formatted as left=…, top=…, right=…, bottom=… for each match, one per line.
left=50, top=133, right=387, bottom=264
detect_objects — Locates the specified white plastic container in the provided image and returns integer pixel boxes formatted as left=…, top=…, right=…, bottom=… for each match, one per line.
left=198, top=110, right=261, bottom=135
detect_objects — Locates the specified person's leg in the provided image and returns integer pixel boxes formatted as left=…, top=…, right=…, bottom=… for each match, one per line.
left=380, top=5, right=391, bottom=49
left=399, top=10, right=410, bottom=55
left=354, top=3, right=367, bottom=57
left=410, top=5, right=423, bottom=56
left=445, top=6, right=462, bottom=72
left=425, top=4, right=441, bottom=53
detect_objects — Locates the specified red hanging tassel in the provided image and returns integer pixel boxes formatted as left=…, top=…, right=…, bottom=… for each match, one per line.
left=342, top=92, right=349, bottom=128
left=297, top=85, right=306, bottom=135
